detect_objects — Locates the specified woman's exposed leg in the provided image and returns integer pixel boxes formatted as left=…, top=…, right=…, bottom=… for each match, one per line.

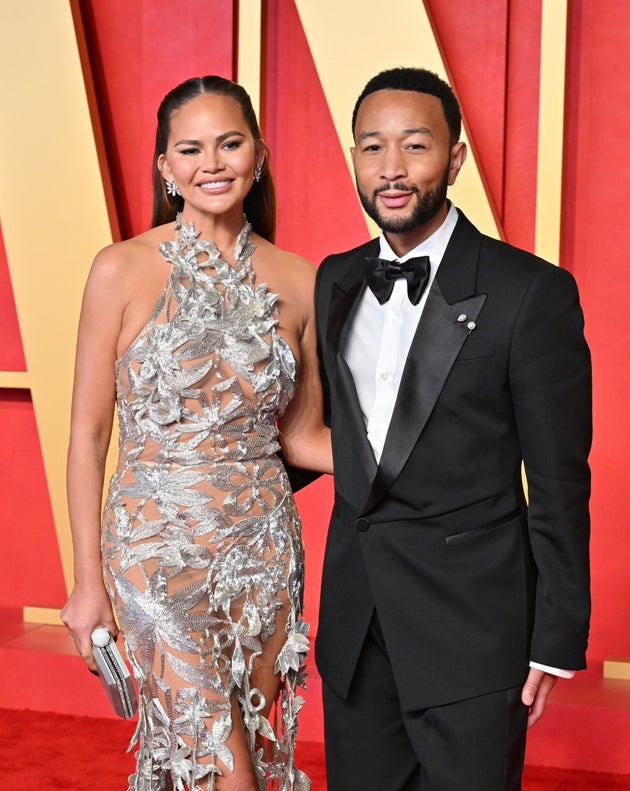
left=212, top=696, right=259, bottom=791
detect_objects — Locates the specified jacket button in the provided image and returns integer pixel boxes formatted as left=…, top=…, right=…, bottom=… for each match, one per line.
left=356, top=518, right=370, bottom=532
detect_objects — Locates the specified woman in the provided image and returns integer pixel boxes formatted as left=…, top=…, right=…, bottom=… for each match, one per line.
left=61, top=75, right=331, bottom=791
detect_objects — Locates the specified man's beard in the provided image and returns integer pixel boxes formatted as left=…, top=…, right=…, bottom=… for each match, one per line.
left=356, top=166, right=450, bottom=233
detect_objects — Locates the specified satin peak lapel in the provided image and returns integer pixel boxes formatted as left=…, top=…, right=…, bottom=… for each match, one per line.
left=326, top=278, right=364, bottom=357
left=325, top=250, right=379, bottom=482
left=325, top=240, right=378, bottom=356
left=365, top=279, right=486, bottom=511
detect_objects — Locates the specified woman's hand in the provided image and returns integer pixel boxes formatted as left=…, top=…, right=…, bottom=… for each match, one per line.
left=61, top=580, right=117, bottom=672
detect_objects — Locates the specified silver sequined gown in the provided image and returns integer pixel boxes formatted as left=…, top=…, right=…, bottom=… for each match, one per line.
left=101, top=218, right=310, bottom=791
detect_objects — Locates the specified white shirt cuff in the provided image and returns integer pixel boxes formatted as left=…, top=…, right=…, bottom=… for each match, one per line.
left=529, top=661, right=575, bottom=679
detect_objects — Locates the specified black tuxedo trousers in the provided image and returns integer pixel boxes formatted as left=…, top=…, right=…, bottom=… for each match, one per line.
left=322, top=612, right=529, bottom=790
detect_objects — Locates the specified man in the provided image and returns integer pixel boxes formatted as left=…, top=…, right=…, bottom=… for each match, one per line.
left=314, top=67, right=591, bottom=790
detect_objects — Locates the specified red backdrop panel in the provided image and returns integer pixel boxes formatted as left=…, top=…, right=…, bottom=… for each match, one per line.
left=502, top=0, right=542, bottom=251
left=562, top=0, right=630, bottom=661
left=264, top=0, right=370, bottom=263
left=427, top=0, right=543, bottom=249
left=78, top=0, right=235, bottom=239
left=426, top=0, right=510, bottom=231
left=0, top=391, right=66, bottom=607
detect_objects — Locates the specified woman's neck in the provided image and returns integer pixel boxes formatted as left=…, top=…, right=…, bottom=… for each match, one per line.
left=177, top=205, right=247, bottom=252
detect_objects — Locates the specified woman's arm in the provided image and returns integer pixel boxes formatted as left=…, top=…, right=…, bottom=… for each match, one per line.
left=60, top=246, right=127, bottom=670
left=278, top=264, right=333, bottom=475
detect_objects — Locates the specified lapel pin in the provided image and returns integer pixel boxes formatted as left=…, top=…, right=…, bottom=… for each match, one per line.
left=467, top=321, right=476, bottom=331
left=457, top=314, right=467, bottom=323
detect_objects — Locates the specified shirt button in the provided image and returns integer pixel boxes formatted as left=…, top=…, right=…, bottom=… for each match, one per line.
left=380, top=372, right=391, bottom=381
left=356, top=518, right=370, bottom=532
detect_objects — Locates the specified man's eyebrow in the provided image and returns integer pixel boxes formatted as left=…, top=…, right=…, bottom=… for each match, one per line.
left=357, top=127, right=434, bottom=142
left=357, top=130, right=381, bottom=142
left=403, top=127, right=433, bottom=137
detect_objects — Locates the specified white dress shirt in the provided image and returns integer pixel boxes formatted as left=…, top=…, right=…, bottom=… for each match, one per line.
left=344, top=203, right=573, bottom=680
left=345, top=203, right=459, bottom=463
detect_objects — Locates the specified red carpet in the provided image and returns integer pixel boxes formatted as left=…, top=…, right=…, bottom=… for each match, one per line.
left=1, top=707, right=629, bottom=789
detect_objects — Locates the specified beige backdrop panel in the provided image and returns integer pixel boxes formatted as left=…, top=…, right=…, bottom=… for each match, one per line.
left=536, top=0, right=567, bottom=263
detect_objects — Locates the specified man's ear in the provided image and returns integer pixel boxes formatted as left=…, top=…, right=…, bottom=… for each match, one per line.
left=448, top=141, right=467, bottom=186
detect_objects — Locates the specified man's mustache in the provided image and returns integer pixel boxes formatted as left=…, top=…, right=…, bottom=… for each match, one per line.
left=374, top=182, right=419, bottom=196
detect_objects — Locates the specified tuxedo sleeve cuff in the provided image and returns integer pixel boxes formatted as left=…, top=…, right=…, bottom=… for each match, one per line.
left=529, top=661, right=575, bottom=679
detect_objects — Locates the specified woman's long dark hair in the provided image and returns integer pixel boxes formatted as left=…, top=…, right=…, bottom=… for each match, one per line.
left=151, top=76, right=276, bottom=242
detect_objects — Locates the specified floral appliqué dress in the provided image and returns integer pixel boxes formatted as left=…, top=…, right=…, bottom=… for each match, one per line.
left=102, top=218, right=310, bottom=790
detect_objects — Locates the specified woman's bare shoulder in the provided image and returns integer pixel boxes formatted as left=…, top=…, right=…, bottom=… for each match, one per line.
left=88, top=223, right=175, bottom=284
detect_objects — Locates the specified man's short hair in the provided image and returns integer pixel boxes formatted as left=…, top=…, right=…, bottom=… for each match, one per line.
left=352, top=67, right=462, bottom=145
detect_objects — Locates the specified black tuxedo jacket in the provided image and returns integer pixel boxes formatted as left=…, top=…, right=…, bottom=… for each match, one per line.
left=313, top=210, right=591, bottom=711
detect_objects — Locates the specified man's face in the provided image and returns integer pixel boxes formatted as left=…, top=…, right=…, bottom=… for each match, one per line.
left=351, top=89, right=465, bottom=240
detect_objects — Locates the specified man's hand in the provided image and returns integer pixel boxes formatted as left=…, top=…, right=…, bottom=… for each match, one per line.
left=521, top=667, right=557, bottom=728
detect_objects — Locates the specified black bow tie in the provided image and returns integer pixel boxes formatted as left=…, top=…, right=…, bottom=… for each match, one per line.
left=365, top=255, right=431, bottom=305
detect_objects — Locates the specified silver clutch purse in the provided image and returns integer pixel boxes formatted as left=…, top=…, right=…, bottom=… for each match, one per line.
left=91, top=627, right=138, bottom=719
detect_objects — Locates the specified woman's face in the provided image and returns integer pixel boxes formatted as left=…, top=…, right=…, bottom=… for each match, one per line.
left=159, top=92, right=260, bottom=223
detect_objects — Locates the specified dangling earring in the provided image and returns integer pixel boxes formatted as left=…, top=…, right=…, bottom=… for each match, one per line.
left=254, top=162, right=263, bottom=183
left=166, top=179, right=181, bottom=197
